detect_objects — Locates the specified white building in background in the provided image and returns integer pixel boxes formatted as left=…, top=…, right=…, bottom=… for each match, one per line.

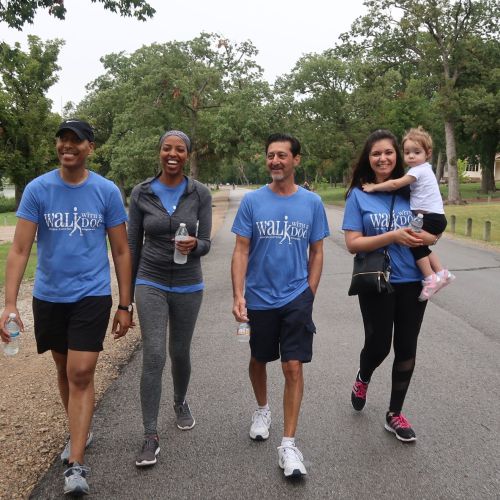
left=443, top=155, right=500, bottom=182
left=0, top=182, right=15, bottom=199
left=463, top=154, right=500, bottom=182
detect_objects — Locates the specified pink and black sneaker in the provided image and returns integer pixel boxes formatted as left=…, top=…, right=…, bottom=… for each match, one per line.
left=384, top=412, right=416, bottom=442
left=351, top=371, right=369, bottom=411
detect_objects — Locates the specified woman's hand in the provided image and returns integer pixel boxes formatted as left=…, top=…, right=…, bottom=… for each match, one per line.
left=174, top=236, right=198, bottom=255
left=393, top=227, right=424, bottom=247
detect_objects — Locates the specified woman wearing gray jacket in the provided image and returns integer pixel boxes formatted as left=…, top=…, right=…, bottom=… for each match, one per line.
left=128, top=130, right=212, bottom=467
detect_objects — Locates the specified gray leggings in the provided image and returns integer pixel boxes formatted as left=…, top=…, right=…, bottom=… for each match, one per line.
left=135, top=285, right=203, bottom=435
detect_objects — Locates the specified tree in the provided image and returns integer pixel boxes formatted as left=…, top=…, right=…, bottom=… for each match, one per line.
left=457, top=37, right=499, bottom=192
left=78, top=33, right=266, bottom=189
left=0, top=0, right=155, bottom=30
left=0, top=36, right=63, bottom=205
left=210, top=79, right=272, bottom=185
left=341, top=0, right=499, bottom=204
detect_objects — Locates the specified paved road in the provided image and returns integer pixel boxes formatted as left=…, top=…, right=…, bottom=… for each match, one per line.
left=31, top=189, right=500, bottom=499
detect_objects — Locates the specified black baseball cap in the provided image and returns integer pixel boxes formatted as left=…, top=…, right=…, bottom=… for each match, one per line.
left=56, top=119, right=95, bottom=142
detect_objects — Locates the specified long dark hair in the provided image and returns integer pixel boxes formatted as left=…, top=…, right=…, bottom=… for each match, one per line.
left=345, top=129, right=404, bottom=199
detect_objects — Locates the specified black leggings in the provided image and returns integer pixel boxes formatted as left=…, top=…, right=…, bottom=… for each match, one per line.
left=357, top=281, right=427, bottom=413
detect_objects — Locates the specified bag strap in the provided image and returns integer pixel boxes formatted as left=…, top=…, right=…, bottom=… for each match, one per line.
left=383, top=194, right=397, bottom=256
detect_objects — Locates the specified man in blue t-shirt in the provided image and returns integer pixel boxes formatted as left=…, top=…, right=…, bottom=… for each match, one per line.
left=0, top=120, right=133, bottom=496
left=231, top=133, right=330, bottom=478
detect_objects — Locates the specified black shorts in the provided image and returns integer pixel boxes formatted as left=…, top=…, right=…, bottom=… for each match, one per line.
left=411, top=213, right=447, bottom=260
left=247, top=287, right=316, bottom=363
left=33, top=295, right=112, bottom=354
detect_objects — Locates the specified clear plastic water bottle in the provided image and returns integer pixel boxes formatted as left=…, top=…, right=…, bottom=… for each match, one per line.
left=4, top=313, right=20, bottom=356
left=410, top=213, right=424, bottom=233
left=236, top=322, right=250, bottom=342
left=174, top=223, right=189, bottom=264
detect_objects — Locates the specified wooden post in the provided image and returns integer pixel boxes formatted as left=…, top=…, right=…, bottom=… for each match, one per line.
left=483, top=221, right=491, bottom=242
left=450, top=215, right=456, bottom=233
left=466, top=218, right=472, bottom=237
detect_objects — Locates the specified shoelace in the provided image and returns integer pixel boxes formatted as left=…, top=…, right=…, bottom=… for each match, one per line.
left=278, top=445, right=304, bottom=463
left=389, top=413, right=412, bottom=429
left=253, top=410, right=269, bottom=426
left=142, top=437, right=158, bottom=452
left=176, top=403, right=190, bottom=417
left=353, top=380, right=368, bottom=398
left=66, top=463, right=90, bottom=478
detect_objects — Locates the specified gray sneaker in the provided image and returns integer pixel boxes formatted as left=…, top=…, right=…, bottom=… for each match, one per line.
left=174, top=401, right=196, bottom=430
left=61, top=432, right=94, bottom=465
left=63, top=462, right=90, bottom=496
left=135, top=435, right=160, bottom=467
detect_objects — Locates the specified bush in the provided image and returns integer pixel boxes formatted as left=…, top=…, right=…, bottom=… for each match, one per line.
left=0, top=197, right=16, bottom=213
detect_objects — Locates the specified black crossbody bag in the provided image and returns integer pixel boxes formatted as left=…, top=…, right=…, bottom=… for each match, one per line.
left=348, top=194, right=396, bottom=296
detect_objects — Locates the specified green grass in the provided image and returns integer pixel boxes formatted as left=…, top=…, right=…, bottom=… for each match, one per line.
left=444, top=204, right=500, bottom=245
left=314, top=184, right=346, bottom=206
left=0, top=212, right=18, bottom=225
left=0, top=243, right=37, bottom=286
left=440, top=182, right=500, bottom=201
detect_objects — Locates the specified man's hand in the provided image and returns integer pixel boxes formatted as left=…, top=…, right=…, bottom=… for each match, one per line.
left=111, top=309, right=132, bottom=339
left=232, top=297, right=249, bottom=323
left=0, top=307, right=23, bottom=344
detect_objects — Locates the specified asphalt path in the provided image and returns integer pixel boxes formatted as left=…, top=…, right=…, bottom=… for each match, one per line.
left=31, top=188, right=500, bottom=499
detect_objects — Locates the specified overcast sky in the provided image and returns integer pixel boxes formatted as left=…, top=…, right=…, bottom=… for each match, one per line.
left=2, top=0, right=367, bottom=113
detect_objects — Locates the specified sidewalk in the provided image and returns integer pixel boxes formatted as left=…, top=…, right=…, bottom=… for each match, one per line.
left=30, top=189, right=500, bottom=499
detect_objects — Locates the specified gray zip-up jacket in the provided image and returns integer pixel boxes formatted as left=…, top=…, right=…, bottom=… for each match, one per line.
left=128, top=175, right=212, bottom=299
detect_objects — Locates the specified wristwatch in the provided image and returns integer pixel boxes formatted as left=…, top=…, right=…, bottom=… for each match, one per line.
left=117, top=304, right=133, bottom=312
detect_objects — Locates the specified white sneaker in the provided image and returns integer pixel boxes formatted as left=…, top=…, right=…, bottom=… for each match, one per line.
left=60, top=431, right=94, bottom=465
left=249, top=409, right=271, bottom=440
left=277, top=444, right=307, bottom=477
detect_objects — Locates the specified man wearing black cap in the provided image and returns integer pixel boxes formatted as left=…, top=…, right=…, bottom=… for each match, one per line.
left=0, top=119, right=133, bottom=496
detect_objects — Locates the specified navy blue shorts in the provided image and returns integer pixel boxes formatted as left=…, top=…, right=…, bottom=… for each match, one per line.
left=247, top=287, right=316, bottom=363
left=33, top=295, right=112, bottom=354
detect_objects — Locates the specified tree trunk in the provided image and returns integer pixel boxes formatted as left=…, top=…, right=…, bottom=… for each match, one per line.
left=237, top=160, right=249, bottom=185
left=14, top=185, right=23, bottom=210
left=435, top=150, right=444, bottom=182
left=189, top=149, right=199, bottom=179
left=444, top=120, right=461, bottom=204
left=480, top=157, right=497, bottom=193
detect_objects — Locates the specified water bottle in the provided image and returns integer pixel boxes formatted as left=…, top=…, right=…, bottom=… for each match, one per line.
left=410, top=213, right=424, bottom=233
left=174, top=223, right=189, bottom=264
left=4, top=313, right=20, bottom=356
left=236, top=322, right=250, bottom=342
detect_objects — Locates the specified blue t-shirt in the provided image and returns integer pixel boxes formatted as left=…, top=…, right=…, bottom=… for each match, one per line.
left=17, top=169, right=128, bottom=302
left=151, top=177, right=187, bottom=215
left=231, top=185, right=330, bottom=309
left=342, top=188, right=422, bottom=283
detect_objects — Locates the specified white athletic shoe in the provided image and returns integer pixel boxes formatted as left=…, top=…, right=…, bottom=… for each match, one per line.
left=277, top=444, right=307, bottom=477
left=249, top=409, right=271, bottom=440
left=60, top=432, right=94, bottom=465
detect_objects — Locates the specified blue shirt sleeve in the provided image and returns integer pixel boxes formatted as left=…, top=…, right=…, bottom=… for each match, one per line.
left=16, top=182, right=40, bottom=224
left=342, top=190, right=363, bottom=232
left=231, top=194, right=253, bottom=239
left=105, top=184, right=128, bottom=228
left=309, top=197, right=330, bottom=242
